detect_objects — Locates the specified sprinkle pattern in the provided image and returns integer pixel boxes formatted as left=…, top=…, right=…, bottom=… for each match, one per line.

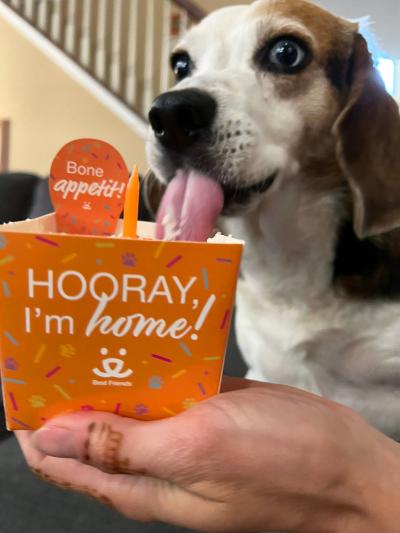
left=2, top=377, right=26, bottom=385
left=166, top=255, right=183, bottom=268
left=220, top=309, right=231, bottom=330
left=35, top=236, right=59, bottom=247
left=45, top=366, right=62, bottom=379
left=201, top=268, right=209, bottom=290
left=11, top=417, right=31, bottom=429
left=62, top=253, right=78, bottom=264
left=34, top=344, right=46, bottom=364
left=4, top=331, right=19, bottom=346
left=8, top=392, right=18, bottom=411
left=153, top=241, right=167, bottom=259
left=172, top=369, right=187, bottom=379
left=0, top=256, right=14, bottom=266
left=151, top=353, right=173, bottom=363
left=179, top=342, right=192, bottom=357
left=53, top=384, right=71, bottom=401
left=1, top=280, right=11, bottom=297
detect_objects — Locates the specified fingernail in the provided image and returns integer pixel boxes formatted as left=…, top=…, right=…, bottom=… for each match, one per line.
left=33, top=426, right=78, bottom=458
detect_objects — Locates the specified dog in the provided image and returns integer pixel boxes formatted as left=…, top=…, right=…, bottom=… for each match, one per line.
left=145, top=0, right=400, bottom=439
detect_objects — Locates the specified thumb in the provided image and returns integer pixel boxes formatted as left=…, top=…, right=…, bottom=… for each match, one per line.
left=33, top=410, right=198, bottom=480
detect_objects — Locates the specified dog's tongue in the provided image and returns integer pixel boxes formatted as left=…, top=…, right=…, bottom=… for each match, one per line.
left=156, top=170, right=224, bottom=242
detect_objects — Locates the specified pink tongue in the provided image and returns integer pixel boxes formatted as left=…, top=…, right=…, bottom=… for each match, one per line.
left=156, top=170, right=224, bottom=242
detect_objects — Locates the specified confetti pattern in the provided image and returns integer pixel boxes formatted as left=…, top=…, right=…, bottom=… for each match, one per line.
left=180, top=342, right=192, bottom=357
left=198, top=383, right=206, bottom=396
left=153, top=241, right=167, bottom=259
left=53, top=384, right=71, bottom=400
left=0, top=256, right=14, bottom=266
left=11, top=417, right=31, bottom=429
left=62, top=253, right=78, bottom=264
left=220, top=310, right=231, bottom=330
left=201, top=268, right=209, bottom=290
left=2, top=280, right=11, bottom=297
left=35, top=236, right=59, bottom=247
left=8, top=392, right=18, bottom=411
left=2, top=377, right=26, bottom=385
left=34, top=344, right=46, bottom=364
left=166, top=255, right=183, bottom=268
left=45, top=366, right=62, bottom=378
left=4, top=331, right=19, bottom=346
left=151, top=353, right=173, bottom=363
left=172, top=369, right=187, bottom=379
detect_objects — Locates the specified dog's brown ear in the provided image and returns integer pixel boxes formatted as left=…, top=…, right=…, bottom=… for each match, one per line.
left=141, top=170, right=166, bottom=220
left=334, top=34, right=400, bottom=239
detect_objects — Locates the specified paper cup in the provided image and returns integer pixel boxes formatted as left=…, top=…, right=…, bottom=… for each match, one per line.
left=0, top=214, right=243, bottom=429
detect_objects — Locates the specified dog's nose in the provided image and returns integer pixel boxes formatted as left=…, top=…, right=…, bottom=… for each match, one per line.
left=148, top=89, right=217, bottom=151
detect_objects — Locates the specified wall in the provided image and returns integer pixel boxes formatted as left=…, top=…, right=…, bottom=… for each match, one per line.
left=0, top=15, right=147, bottom=177
left=196, top=0, right=249, bottom=10
left=196, top=0, right=399, bottom=57
left=315, top=0, right=400, bottom=57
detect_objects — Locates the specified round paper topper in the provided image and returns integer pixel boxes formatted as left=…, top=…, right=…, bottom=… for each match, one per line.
left=49, top=139, right=129, bottom=236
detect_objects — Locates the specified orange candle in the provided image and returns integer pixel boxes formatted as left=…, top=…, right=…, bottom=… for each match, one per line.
left=123, top=165, right=140, bottom=238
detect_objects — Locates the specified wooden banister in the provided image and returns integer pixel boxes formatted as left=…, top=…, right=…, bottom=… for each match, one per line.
left=172, top=0, right=205, bottom=22
left=0, top=120, right=10, bottom=172
left=1, top=0, right=204, bottom=127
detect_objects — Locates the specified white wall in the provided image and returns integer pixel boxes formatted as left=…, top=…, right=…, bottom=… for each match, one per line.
left=315, top=0, right=400, bottom=57
left=198, top=1, right=400, bottom=58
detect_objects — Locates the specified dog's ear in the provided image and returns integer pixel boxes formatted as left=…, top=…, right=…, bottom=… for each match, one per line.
left=141, top=170, right=166, bottom=220
left=334, top=33, right=400, bottom=239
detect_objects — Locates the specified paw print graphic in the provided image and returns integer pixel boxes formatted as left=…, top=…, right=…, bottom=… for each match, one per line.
left=182, top=398, right=197, bottom=410
left=5, top=357, right=18, bottom=370
left=29, top=395, right=46, bottom=408
left=59, top=344, right=76, bottom=358
left=0, top=235, right=6, bottom=250
left=122, top=252, right=137, bottom=267
left=134, top=404, right=149, bottom=416
left=148, top=376, right=163, bottom=390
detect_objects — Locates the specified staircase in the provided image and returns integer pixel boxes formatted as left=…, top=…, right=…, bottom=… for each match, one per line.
left=0, top=0, right=204, bottom=137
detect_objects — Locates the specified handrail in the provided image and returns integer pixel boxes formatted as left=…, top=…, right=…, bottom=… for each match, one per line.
left=172, top=0, right=205, bottom=22
left=1, top=0, right=204, bottom=133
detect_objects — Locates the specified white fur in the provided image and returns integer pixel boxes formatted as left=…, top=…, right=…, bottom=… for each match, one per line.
left=147, top=0, right=400, bottom=439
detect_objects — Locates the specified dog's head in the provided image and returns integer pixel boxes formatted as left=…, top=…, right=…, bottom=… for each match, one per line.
left=146, top=0, right=400, bottom=240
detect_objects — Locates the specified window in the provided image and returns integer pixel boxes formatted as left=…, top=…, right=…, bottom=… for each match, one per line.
left=376, top=57, right=397, bottom=96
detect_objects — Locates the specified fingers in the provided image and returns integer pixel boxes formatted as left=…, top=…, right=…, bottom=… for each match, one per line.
left=17, top=427, right=232, bottom=530
left=31, top=411, right=201, bottom=481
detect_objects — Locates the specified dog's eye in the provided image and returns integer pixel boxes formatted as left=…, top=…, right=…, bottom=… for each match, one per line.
left=256, top=37, right=310, bottom=74
left=171, top=52, right=193, bottom=81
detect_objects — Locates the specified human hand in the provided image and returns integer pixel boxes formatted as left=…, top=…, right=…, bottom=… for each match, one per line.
left=16, top=377, right=400, bottom=532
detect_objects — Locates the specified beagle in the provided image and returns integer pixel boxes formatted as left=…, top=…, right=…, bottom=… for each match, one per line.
left=146, top=0, right=400, bottom=439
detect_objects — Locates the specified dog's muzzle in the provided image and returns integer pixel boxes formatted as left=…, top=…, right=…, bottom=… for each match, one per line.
left=148, top=89, right=217, bottom=152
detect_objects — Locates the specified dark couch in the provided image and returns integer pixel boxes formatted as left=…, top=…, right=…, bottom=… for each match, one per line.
left=0, top=172, right=247, bottom=533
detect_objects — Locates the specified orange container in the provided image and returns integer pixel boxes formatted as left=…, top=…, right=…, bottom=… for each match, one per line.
left=0, top=215, right=243, bottom=430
